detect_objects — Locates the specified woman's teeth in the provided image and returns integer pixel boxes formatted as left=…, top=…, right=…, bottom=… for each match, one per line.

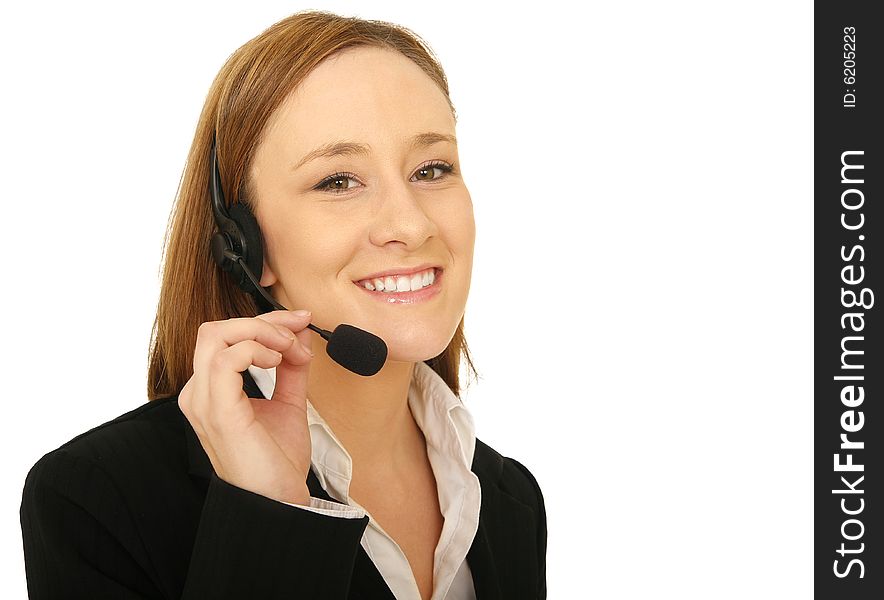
left=358, top=268, right=436, bottom=293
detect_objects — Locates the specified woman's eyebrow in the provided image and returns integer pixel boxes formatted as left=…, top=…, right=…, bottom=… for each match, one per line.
left=292, top=132, right=456, bottom=171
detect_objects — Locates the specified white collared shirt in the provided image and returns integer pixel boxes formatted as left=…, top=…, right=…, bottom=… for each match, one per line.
left=246, top=361, right=481, bottom=600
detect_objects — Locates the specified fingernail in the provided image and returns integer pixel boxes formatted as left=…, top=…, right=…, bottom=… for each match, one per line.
left=302, top=343, right=315, bottom=358
left=293, top=309, right=311, bottom=317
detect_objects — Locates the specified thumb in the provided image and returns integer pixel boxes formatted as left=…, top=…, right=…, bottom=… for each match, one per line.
left=271, top=327, right=313, bottom=407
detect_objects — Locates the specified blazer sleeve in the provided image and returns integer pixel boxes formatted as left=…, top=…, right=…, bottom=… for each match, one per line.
left=21, top=449, right=370, bottom=599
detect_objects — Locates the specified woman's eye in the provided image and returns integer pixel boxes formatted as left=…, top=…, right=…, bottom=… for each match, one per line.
left=412, top=162, right=453, bottom=182
left=314, top=172, right=360, bottom=193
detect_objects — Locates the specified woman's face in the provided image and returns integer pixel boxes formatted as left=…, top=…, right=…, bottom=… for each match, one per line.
left=250, top=46, right=475, bottom=363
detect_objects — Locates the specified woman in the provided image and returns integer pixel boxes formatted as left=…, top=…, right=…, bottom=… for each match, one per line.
left=20, top=10, right=546, bottom=600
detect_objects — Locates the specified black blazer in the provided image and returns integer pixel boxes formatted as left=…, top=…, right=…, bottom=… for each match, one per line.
left=20, top=370, right=547, bottom=599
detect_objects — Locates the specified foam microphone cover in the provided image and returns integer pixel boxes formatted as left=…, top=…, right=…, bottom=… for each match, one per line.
left=326, top=324, right=388, bottom=376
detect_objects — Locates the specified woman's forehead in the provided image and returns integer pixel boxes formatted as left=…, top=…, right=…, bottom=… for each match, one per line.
left=263, top=46, right=455, bottom=150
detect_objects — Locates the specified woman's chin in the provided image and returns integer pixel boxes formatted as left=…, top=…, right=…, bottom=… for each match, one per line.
left=380, top=334, right=452, bottom=364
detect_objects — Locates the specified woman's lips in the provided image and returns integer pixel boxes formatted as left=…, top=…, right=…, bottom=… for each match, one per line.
left=353, top=269, right=443, bottom=304
left=356, top=264, right=440, bottom=281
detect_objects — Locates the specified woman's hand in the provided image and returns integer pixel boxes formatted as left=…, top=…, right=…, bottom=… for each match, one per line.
left=178, top=309, right=316, bottom=505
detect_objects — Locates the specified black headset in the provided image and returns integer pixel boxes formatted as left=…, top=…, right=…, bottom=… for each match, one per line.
left=207, top=134, right=388, bottom=376
left=208, top=135, right=279, bottom=314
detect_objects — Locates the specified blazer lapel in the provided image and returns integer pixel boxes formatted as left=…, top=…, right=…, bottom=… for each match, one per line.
left=466, top=440, right=504, bottom=600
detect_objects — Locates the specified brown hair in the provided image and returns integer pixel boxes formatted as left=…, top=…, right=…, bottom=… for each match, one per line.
left=147, top=10, right=477, bottom=401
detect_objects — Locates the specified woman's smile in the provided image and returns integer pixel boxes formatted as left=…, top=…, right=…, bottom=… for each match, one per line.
left=353, top=267, right=443, bottom=304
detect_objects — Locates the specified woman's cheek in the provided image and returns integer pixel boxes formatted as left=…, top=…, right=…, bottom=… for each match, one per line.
left=452, top=200, right=477, bottom=257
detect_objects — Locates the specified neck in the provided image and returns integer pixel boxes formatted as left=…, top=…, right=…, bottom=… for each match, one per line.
left=305, top=337, right=424, bottom=477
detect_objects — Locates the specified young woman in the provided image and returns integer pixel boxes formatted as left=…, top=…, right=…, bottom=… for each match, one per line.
left=21, top=11, right=547, bottom=599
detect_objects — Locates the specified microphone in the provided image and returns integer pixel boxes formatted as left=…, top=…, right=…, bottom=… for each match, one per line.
left=219, top=248, right=388, bottom=377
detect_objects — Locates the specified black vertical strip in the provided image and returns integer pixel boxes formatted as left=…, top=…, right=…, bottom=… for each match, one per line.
left=815, top=2, right=882, bottom=597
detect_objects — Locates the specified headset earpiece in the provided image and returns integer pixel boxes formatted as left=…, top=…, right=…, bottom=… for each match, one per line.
left=209, top=136, right=272, bottom=312
left=226, top=202, right=265, bottom=288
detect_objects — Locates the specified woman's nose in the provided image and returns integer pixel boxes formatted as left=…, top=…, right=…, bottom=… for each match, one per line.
left=367, top=178, right=438, bottom=249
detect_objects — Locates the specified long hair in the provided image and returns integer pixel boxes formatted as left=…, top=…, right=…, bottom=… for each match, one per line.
left=147, top=10, right=477, bottom=401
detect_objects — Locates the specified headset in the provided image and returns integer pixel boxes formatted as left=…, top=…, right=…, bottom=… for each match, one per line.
left=208, top=135, right=278, bottom=313
left=207, top=135, right=387, bottom=376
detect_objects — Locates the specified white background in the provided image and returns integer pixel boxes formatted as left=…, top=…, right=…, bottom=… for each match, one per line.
left=1, top=1, right=812, bottom=597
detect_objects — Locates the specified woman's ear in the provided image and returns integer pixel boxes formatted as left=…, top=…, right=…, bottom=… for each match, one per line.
left=259, top=256, right=277, bottom=287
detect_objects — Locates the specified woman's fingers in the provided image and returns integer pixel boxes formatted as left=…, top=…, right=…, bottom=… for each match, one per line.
left=205, top=340, right=285, bottom=421
left=256, top=310, right=316, bottom=361
left=192, top=316, right=290, bottom=372
left=254, top=312, right=316, bottom=407
left=189, top=310, right=314, bottom=418
left=193, top=311, right=313, bottom=372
